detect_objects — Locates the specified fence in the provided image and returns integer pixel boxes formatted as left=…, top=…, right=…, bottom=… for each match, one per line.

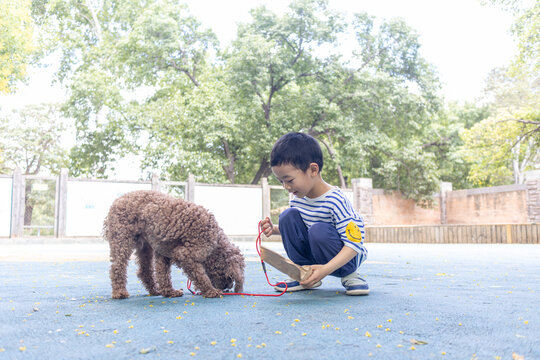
left=366, top=224, right=540, bottom=244
left=2, top=168, right=539, bottom=243
left=5, top=169, right=351, bottom=238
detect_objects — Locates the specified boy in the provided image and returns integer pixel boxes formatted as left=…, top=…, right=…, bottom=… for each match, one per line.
left=260, top=132, right=369, bottom=296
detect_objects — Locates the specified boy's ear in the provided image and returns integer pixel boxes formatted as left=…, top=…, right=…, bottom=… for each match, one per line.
left=309, top=163, right=320, bottom=175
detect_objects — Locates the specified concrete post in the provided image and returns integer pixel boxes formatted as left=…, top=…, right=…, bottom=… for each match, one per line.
left=439, top=181, right=453, bottom=225
left=352, top=178, right=373, bottom=225
left=261, top=177, right=270, bottom=220
left=151, top=172, right=161, bottom=192
left=524, top=171, right=540, bottom=223
left=10, top=167, right=23, bottom=238
left=186, top=174, right=195, bottom=202
left=55, top=168, right=68, bottom=237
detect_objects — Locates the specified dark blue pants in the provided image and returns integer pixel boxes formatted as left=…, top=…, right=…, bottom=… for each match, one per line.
left=278, top=207, right=358, bottom=278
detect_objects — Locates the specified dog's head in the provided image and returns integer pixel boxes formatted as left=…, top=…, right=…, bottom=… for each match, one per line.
left=206, top=239, right=245, bottom=293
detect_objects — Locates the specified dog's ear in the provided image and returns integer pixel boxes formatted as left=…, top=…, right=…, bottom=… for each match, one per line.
left=228, top=253, right=245, bottom=293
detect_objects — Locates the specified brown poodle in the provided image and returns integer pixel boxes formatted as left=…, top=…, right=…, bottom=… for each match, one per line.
left=103, top=190, right=245, bottom=298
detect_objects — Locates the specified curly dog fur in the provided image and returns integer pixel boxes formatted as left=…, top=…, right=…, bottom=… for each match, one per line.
left=103, top=190, right=245, bottom=298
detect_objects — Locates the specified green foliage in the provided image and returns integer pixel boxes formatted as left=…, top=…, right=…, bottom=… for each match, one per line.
left=0, top=0, right=35, bottom=93
left=26, top=0, right=504, bottom=203
left=460, top=110, right=540, bottom=186
left=0, top=103, right=69, bottom=175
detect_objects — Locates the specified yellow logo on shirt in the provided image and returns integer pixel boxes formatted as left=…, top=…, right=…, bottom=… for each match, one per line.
left=346, top=221, right=363, bottom=243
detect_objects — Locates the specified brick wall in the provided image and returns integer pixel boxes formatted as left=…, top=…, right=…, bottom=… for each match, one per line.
left=368, top=184, right=533, bottom=226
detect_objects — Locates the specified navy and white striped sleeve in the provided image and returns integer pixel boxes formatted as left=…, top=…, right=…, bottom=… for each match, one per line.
left=329, top=191, right=367, bottom=257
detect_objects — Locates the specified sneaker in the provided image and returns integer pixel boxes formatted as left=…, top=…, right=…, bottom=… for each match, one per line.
left=274, top=278, right=322, bottom=292
left=341, top=273, right=370, bottom=296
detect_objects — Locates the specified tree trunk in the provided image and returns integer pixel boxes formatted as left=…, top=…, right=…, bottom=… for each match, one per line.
left=251, top=157, right=272, bottom=185
left=221, top=139, right=235, bottom=183
left=311, top=132, right=347, bottom=188
left=24, top=182, right=33, bottom=226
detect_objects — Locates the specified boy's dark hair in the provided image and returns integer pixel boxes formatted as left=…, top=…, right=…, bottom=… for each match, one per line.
left=270, top=132, right=324, bottom=172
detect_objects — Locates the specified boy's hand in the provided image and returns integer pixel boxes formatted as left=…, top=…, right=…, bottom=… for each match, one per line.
left=260, top=217, right=274, bottom=237
left=300, top=264, right=331, bottom=288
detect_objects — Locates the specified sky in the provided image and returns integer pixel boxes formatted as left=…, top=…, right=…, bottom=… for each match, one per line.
left=0, top=0, right=518, bottom=178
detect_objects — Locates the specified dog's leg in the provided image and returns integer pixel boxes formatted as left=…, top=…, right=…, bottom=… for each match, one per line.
left=135, top=243, right=160, bottom=296
left=154, top=253, right=183, bottom=298
left=109, top=241, right=132, bottom=299
left=177, top=257, right=222, bottom=298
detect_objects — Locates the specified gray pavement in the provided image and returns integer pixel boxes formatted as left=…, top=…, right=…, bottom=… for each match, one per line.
left=1, top=241, right=539, bottom=359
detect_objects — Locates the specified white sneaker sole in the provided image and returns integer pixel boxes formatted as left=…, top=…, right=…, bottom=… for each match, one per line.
left=345, top=288, right=370, bottom=296
left=274, top=281, right=322, bottom=292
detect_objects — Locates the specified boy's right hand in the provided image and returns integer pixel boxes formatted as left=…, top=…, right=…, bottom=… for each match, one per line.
left=260, top=217, right=274, bottom=237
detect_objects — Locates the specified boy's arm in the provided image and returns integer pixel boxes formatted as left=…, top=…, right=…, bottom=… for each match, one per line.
left=300, top=246, right=357, bottom=288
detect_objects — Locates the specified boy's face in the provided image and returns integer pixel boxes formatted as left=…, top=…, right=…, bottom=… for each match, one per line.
left=272, top=163, right=319, bottom=198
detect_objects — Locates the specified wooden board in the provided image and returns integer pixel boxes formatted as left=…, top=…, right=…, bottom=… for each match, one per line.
left=260, top=246, right=312, bottom=282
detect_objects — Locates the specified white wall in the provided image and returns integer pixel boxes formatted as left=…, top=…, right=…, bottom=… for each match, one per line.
left=194, top=185, right=262, bottom=235
left=343, top=189, right=353, bottom=204
left=0, top=178, right=12, bottom=237
left=65, top=181, right=151, bottom=236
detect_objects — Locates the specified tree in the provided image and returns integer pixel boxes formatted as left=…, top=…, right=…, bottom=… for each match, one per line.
left=460, top=111, right=540, bottom=186
left=0, top=0, right=35, bottom=93
left=425, top=102, right=491, bottom=189
left=0, top=103, right=70, bottom=228
left=225, top=0, right=343, bottom=184
left=32, top=0, right=448, bottom=203
left=34, top=0, right=221, bottom=179
left=0, top=103, right=69, bottom=175
left=483, top=0, right=540, bottom=144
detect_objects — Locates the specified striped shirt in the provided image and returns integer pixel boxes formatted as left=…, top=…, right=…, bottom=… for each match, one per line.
left=290, top=187, right=368, bottom=266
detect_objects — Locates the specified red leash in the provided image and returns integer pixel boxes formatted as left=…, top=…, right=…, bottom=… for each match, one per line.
left=186, top=222, right=288, bottom=297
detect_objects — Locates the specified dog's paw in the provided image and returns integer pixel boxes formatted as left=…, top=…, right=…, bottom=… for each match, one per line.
left=202, top=289, right=223, bottom=298
left=162, top=289, right=184, bottom=298
left=148, top=288, right=160, bottom=296
left=112, top=290, right=130, bottom=299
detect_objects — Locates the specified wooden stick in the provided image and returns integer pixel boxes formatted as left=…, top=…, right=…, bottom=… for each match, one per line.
left=260, top=246, right=312, bottom=282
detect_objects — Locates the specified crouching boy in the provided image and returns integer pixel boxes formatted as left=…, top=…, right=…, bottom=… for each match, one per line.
left=260, top=132, right=369, bottom=295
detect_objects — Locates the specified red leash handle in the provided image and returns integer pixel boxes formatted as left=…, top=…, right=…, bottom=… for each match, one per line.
left=186, top=221, right=288, bottom=297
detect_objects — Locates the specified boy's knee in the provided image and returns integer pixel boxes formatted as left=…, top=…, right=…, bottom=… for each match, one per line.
left=308, top=222, right=334, bottom=245
left=279, top=207, right=301, bottom=224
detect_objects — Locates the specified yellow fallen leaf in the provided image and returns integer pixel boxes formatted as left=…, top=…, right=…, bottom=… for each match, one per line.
left=410, top=339, right=428, bottom=345
left=140, top=346, right=156, bottom=354
left=365, top=331, right=372, bottom=337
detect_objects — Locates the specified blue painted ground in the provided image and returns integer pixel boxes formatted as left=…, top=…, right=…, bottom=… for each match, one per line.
left=1, top=243, right=539, bottom=359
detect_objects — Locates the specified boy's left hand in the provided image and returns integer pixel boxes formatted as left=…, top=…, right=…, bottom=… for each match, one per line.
left=300, top=265, right=330, bottom=288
